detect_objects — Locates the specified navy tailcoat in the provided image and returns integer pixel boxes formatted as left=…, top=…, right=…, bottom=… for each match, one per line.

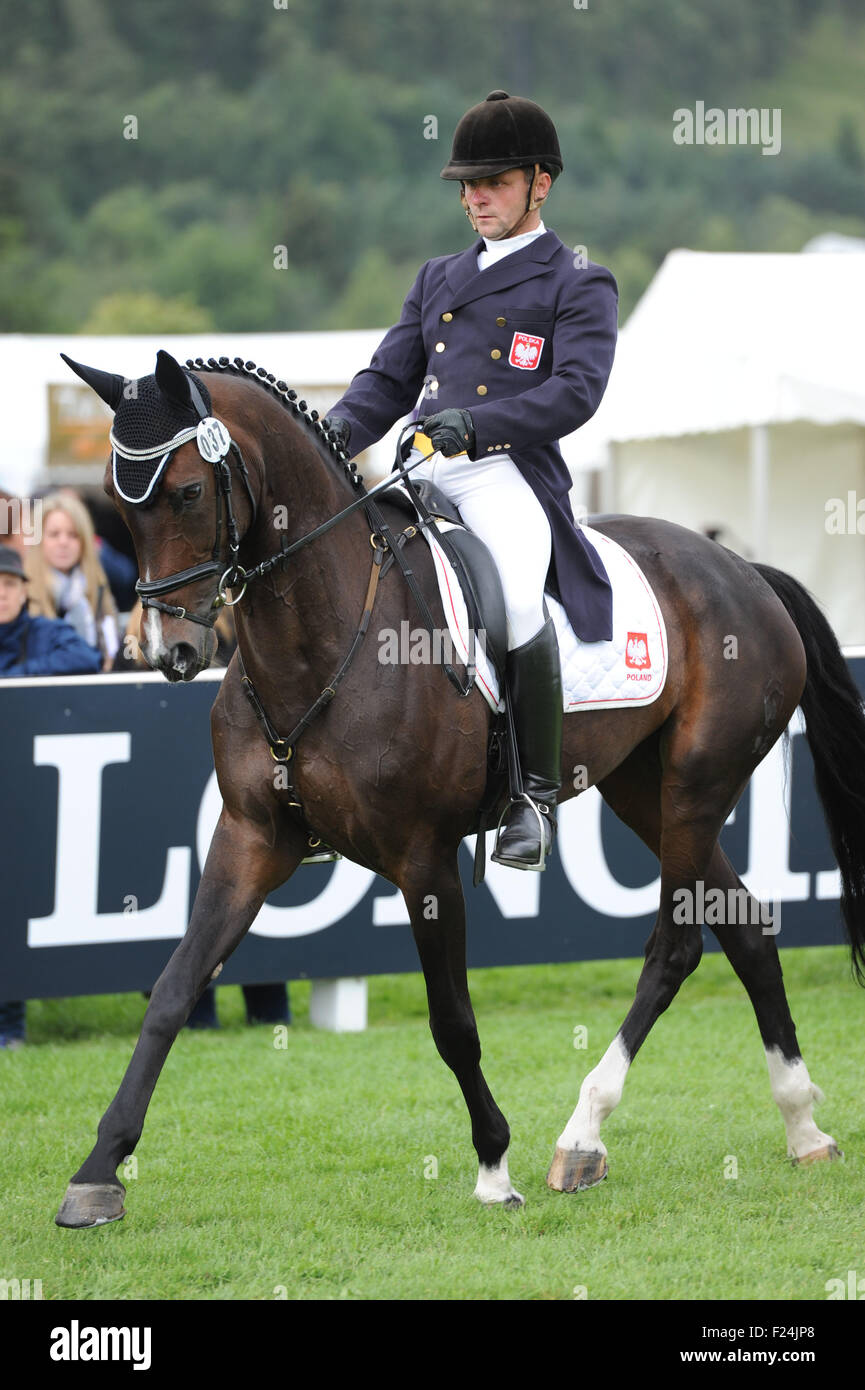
left=329, top=229, right=618, bottom=641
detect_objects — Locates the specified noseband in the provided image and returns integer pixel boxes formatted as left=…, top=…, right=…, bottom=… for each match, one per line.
left=133, top=378, right=258, bottom=629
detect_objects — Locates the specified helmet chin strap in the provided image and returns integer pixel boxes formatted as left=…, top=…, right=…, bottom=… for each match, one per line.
left=460, top=187, right=479, bottom=234
left=461, top=163, right=543, bottom=240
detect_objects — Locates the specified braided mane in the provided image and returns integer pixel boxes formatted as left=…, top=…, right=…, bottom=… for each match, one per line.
left=183, top=354, right=365, bottom=490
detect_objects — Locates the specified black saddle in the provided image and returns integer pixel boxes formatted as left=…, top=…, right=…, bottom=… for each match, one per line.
left=379, top=481, right=508, bottom=685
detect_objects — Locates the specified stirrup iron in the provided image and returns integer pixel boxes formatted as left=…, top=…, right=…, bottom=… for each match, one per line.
left=301, top=835, right=342, bottom=865
left=491, top=793, right=552, bottom=872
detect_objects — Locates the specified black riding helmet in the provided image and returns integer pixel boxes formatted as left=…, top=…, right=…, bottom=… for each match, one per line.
left=439, top=90, right=563, bottom=182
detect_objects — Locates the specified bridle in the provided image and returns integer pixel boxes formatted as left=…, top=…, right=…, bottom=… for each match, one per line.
left=133, top=378, right=434, bottom=631
left=133, top=377, right=258, bottom=628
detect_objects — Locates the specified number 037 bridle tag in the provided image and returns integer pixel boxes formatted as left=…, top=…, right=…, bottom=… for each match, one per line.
left=197, top=417, right=232, bottom=462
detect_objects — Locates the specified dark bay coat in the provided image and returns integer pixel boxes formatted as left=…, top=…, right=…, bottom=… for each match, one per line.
left=329, top=229, right=618, bottom=641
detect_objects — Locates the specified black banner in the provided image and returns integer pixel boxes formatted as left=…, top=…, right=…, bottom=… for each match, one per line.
left=1, top=662, right=859, bottom=1000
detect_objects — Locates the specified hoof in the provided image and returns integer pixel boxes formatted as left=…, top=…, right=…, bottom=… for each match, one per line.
left=473, top=1155, right=525, bottom=1208
left=474, top=1183, right=525, bottom=1209
left=547, top=1146, right=608, bottom=1192
left=792, top=1143, right=844, bottom=1167
left=502, top=1191, right=526, bottom=1210
left=55, top=1181, right=126, bottom=1229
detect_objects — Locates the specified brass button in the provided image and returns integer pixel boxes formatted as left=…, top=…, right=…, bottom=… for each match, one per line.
left=504, top=443, right=511, bottom=449
left=476, top=384, right=487, bottom=395
left=441, top=312, right=453, bottom=322
left=496, top=316, right=506, bottom=327
left=435, top=341, right=446, bottom=353
left=487, top=446, right=494, bottom=453
left=490, top=349, right=501, bottom=360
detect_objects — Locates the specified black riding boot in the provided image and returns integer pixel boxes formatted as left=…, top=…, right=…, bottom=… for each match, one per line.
left=491, top=617, right=563, bottom=871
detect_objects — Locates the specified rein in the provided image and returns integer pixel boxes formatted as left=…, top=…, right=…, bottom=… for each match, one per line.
left=229, top=421, right=436, bottom=584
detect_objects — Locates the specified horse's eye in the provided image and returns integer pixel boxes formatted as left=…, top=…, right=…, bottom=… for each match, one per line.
left=182, top=483, right=203, bottom=501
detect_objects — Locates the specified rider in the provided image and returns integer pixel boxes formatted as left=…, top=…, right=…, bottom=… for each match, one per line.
left=326, top=91, right=618, bottom=870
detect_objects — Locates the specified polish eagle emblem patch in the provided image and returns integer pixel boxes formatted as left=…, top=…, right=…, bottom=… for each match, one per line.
left=625, top=632, right=651, bottom=669
left=508, top=331, right=544, bottom=370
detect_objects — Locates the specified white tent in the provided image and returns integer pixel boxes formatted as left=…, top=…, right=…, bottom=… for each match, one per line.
left=561, top=250, right=865, bottom=644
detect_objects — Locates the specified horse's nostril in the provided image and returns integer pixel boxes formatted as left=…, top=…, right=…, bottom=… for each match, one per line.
left=169, top=642, right=197, bottom=673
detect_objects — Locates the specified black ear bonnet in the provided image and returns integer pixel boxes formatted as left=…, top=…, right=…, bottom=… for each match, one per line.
left=109, top=371, right=213, bottom=503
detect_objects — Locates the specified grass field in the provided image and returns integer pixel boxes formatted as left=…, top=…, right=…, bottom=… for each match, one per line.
left=1, top=945, right=861, bottom=1302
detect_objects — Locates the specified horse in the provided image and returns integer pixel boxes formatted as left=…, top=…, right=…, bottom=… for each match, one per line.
left=54, top=349, right=865, bottom=1228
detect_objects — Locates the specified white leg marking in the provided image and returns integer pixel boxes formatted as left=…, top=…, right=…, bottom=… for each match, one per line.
left=764, top=1047, right=836, bottom=1160
left=473, top=1149, right=524, bottom=1206
left=556, top=1033, right=631, bottom=1156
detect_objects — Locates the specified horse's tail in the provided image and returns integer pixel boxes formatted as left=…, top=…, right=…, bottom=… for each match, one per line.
left=753, top=561, right=865, bottom=984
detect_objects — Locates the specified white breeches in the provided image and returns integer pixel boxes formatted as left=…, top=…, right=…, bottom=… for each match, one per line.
left=407, top=448, right=552, bottom=650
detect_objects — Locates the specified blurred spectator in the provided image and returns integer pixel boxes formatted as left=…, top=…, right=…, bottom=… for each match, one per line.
left=94, top=535, right=138, bottom=614
left=54, top=486, right=138, bottom=613
left=26, top=492, right=121, bottom=670
left=0, top=544, right=102, bottom=1047
left=0, top=544, right=102, bottom=678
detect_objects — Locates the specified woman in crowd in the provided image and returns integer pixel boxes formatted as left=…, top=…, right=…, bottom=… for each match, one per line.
left=26, top=491, right=121, bottom=671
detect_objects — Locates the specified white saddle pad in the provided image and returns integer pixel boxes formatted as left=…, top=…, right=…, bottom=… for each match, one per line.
left=419, top=521, right=668, bottom=715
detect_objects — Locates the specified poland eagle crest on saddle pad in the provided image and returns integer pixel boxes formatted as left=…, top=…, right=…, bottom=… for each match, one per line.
left=419, top=522, right=668, bottom=714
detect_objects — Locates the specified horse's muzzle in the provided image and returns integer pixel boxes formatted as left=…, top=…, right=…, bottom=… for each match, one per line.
left=154, top=639, right=212, bottom=683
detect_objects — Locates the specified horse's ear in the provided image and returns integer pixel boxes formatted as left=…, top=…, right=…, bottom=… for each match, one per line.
left=154, top=349, right=195, bottom=409
left=60, top=353, right=126, bottom=411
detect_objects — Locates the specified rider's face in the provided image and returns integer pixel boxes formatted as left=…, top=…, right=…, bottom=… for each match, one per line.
left=460, top=168, right=548, bottom=239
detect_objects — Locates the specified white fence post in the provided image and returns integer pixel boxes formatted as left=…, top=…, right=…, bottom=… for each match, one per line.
left=309, top=978, right=368, bottom=1032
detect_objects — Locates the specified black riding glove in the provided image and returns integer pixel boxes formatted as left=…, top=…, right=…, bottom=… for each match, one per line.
left=323, top=414, right=351, bottom=453
left=419, top=409, right=476, bottom=459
